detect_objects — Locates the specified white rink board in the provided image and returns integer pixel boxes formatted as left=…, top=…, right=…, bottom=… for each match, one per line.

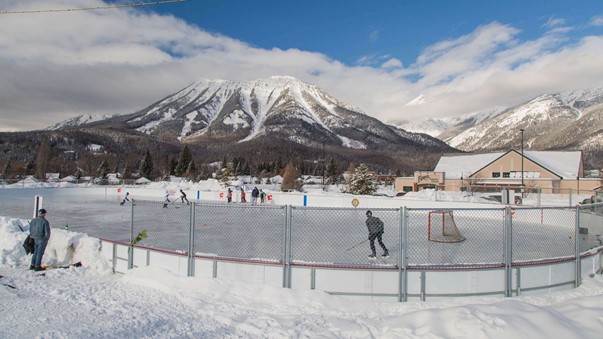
left=99, top=238, right=603, bottom=301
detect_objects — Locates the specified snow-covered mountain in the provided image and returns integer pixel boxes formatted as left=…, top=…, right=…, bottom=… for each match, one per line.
left=47, top=113, right=115, bottom=130
left=391, top=109, right=504, bottom=138
left=74, top=76, right=452, bottom=152
left=444, top=88, right=603, bottom=152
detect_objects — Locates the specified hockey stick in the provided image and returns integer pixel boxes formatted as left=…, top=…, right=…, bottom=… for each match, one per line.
left=345, top=239, right=369, bottom=251
left=41, top=262, right=82, bottom=269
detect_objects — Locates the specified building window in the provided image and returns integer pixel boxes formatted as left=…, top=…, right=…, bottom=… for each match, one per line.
left=403, top=186, right=413, bottom=192
left=492, top=172, right=500, bottom=178
left=503, top=172, right=510, bottom=178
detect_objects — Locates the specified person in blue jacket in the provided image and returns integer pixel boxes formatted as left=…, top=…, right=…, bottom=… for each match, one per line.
left=29, top=208, right=51, bottom=271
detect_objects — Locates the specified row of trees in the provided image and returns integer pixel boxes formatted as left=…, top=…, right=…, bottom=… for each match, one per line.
left=0, top=135, right=391, bottom=196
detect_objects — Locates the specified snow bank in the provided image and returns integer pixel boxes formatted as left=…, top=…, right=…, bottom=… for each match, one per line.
left=0, top=216, right=111, bottom=273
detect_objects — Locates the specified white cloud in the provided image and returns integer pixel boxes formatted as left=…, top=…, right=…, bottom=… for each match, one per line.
left=542, top=16, right=566, bottom=28
left=381, top=58, right=403, bottom=69
left=369, top=30, right=380, bottom=42
left=0, top=1, right=603, bottom=132
left=591, top=15, right=603, bottom=26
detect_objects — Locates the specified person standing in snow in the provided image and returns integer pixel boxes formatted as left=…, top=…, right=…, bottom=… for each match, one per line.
left=227, top=188, right=232, bottom=203
left=260, top=189, right=266, bottom=203
left=251, top=187, right=259, bottom=205
left=120, top=192, right=130, bottom=205
left=29, top=208, right=51, bottom=271
left=240, top=188, right=247, bottom=203
left=179, top=189, right=189, bottom=204
left=365, top=210, right=388, bottom=259
left=163, top=191, right=170, bottom=208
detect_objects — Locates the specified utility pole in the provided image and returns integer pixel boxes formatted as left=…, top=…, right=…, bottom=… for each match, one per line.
left=520, top=128, right=525, bottom=189
left=321, top=142, right=325, bottom=187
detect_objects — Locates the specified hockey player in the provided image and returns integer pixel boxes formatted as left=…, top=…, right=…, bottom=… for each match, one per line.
left=163, top=191, right=170, bottom=208
left=365, top=210, right=388, bottom=259
left=179, top=189, right=189, bottom=204
left=120, top=192, right=130, bottom=205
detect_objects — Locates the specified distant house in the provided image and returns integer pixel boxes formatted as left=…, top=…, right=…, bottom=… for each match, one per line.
left=45, top=173, right=60, bottom=182
left=395, top=150, right=600, bottom=194
left=59, top=175, right=77, bottom=183
left=106, top=173, right=120, bottom=185
left=135, top=177, right=151, bottom=185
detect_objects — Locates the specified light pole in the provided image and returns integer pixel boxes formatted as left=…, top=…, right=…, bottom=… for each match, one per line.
left=321, top=142, right=325, bottom=187
left=520, top=128, right=524, bottom=189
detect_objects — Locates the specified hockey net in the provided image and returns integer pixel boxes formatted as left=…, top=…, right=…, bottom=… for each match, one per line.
left=428, top=210, right=466, bottom=243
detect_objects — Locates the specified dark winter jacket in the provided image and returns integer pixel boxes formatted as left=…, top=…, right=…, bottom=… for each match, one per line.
left=366, top=216, right=384, bottom=235
left=29, top=217, right=51, bottom=240
left=252, top=187, right=259, bottom=198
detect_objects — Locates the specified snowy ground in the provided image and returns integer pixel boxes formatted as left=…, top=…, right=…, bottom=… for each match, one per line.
left=2, top=216, right=603, bottom=338
left=1, top=183, right=603, bottom=337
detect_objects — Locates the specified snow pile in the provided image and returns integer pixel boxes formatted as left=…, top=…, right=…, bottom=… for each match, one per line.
left=0, top=216, right=110, bottom=272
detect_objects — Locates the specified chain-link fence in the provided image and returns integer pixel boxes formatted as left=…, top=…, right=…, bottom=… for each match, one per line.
left=122, top=202, right=603, bottom=270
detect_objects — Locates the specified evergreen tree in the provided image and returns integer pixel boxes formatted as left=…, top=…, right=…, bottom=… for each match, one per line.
left=97, top=160, right=109, bottom=182
left=175, top=145, right=192, bottom=176
left=2, top=160, right=11, bottom=179
left=139, top=150, right=153, bottom=178
left=35, top=137, right=51, bottom=180
left=122, top=162, right=132, bottom=179
left=281, top=161, right=299, bottom=191
left=344, top=163, right=377, bottom=195
left=169, top=157, right=178, bottom=176
left=325, top=157, right=338, bottom=185
left=220, top=166, right=233, bottom=187
left=25, top=159, right=35, bottom=176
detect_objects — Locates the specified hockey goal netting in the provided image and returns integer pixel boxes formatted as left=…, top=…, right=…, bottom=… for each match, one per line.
left=428, top=210, right=466, bottom=243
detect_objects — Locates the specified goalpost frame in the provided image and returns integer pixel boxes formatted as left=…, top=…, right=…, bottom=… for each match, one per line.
left=427, top=210, right=466, bottom=243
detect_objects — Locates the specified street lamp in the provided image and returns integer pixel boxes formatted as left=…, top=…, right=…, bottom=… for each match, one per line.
left=321, top=142, right=325, bottom=187
left=520, top=128, right=524, bottom=188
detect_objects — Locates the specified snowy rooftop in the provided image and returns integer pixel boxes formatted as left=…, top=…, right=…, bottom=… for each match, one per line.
left=435, top=150, right=583, bottom=179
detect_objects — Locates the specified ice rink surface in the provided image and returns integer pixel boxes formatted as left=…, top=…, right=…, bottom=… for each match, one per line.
left=0, top=187, right=595, bottom=268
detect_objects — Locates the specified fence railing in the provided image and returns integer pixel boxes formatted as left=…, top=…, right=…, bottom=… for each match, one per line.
left=126, top=200, right=603, bottom=272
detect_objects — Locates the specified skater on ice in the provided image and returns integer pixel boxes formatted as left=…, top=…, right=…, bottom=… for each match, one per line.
left=163, top=191, right=170, bottom=208
left=227, top=188, right=232, bottom=203
left=29, top=208, right=51, bottom=271
left=365, top=210, right=388, bottom=259
left=240, top=188, right=246, bottom=203
left=179, top=189, right=189, bottom=204
left=251, top=187, right=259, bottom=205
left=120, top=192, right=130, bottom=205
left=260, top=189, right=266, bottom=203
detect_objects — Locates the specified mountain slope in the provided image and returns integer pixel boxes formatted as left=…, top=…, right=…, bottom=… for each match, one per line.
left=66, top=76, right=453, bottom=154
left=441, top=88, right=603, bottom=153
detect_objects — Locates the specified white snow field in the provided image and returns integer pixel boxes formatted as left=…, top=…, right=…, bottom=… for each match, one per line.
left=1, top=183, right=603, bottom=338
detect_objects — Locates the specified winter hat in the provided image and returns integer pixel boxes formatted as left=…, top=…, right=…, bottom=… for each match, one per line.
left=38, top=208, right=47, bottom=214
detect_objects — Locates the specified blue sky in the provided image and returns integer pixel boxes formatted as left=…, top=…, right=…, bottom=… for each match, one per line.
left=155, top=0, right=602, bottom=67
left=1, top=0, right=603, bottom=131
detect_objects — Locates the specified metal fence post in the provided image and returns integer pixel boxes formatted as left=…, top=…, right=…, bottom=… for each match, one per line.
left=187, top=202, right=196, bottom=277
left=504, top=206, right=512, bottom=297
left=128, top=198, right=134, bottom=270
left=575, top=205, right=582, bottom=287
left=282, top=205, right=292, bottom=288
left=398, top=206, right=408, bottom=302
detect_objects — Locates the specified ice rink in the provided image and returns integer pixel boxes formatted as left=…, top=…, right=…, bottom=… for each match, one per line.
left=1, top=187, right=596, bottom=268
